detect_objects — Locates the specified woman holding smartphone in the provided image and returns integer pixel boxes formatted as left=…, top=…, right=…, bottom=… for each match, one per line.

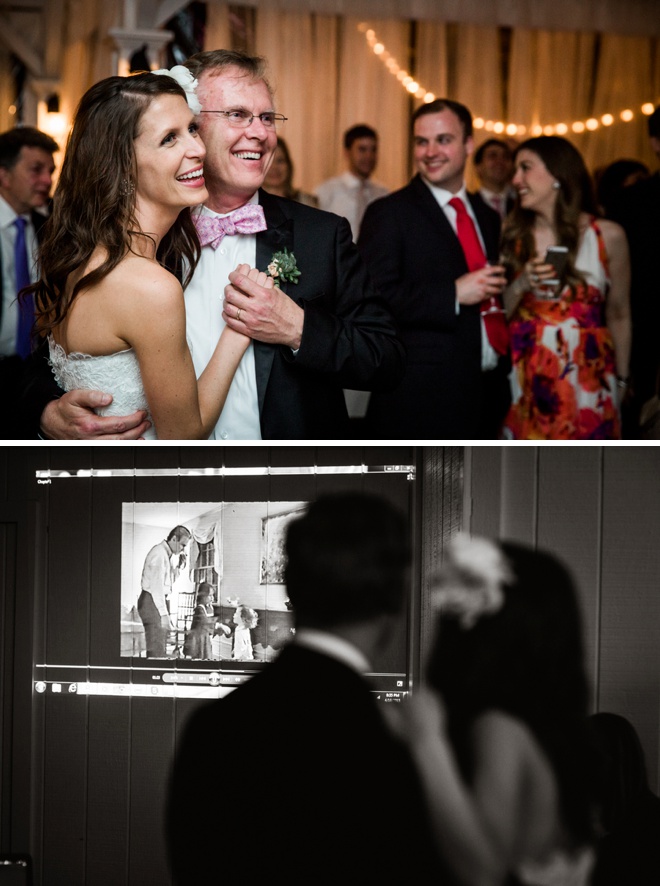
left=500, top=136, right=631, bottom=439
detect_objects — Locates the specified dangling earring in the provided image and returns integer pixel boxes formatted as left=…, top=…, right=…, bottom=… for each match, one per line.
left=121, top=178, right=135, bottom=196
left=552, top=180, right=561, bottom=190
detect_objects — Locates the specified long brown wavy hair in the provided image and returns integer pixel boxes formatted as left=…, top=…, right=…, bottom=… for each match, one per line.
left=31, top=72, right=201, bottom=337
left=500, top=135, right=598, bottom=292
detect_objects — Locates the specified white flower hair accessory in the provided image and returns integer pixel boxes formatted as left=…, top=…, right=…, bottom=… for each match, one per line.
left=153, top=65, right=201, bottom=115
left=432, top=533, right=514, bottom=629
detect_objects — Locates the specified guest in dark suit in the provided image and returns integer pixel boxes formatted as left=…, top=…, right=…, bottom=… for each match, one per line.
left=471, top=137, right=516, bottom=221
left=25, top=50, right=403, bottom=440
left=588, top=712, right=660, bottom=886
left=167, top=492, right=445, bottom=885
left=359, top=98, right=510, bottom=440
left=0, top=127, right=57, bottom=439
left=609, top=106, right=660, bottom=436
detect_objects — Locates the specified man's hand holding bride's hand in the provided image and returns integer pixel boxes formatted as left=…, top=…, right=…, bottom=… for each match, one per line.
left=40, top=390, right=151, bottom=440
left=223, top=263, right=304, bottom=351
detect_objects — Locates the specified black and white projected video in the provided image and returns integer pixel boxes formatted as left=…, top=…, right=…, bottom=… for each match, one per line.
left=120, top=501, right=305, bottom=661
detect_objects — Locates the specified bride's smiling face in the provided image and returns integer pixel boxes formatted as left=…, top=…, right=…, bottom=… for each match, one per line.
left=133, top=93, right=208, bottom=216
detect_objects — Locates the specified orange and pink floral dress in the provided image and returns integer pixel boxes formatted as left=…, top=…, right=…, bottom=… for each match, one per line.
left=504, top=220, right=620, bottom=440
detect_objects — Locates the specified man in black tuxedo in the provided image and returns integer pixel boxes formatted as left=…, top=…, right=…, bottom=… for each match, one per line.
left=0, top=126, right=57, bottom=439
left=25, top=49, right=403, bottom=440
left=167, top=493, right=444, bottom=885
left=359, top=98, right=511, bottom=439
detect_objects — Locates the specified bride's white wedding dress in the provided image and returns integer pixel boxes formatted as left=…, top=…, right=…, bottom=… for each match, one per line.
left=48, top=336, right=157, bottom=439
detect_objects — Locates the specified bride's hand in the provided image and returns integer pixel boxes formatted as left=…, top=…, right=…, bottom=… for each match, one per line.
left=236, top=263, right=275, bottom=289
left=385, top=688, right=447, bottom=745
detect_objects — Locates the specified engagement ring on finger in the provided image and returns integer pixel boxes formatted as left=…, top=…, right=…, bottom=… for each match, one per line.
left=236, top=308, right=241, bottom=321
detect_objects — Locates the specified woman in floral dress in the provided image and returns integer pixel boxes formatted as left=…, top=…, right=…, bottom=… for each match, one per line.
left=501, top=136, right=631, bottom=439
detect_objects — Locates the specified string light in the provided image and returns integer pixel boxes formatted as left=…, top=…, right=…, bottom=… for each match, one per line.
left=358, top=22, right=657, bottom=134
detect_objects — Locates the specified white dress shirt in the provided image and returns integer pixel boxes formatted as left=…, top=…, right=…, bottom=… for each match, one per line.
left=479, top=186, right=515, bottom=219
left=315, top=171, right=389, bottom=241
left=0, top=195, right=39, bottom=356
left=184, top=198, right=262, bottom=440
left=423, top=180, right=498, bottom=371
left=294, top=628, right=372, bottom=675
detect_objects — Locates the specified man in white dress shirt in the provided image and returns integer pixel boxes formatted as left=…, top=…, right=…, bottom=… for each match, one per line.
left=471, top=137, right=516, bottom=220
left=315, top=124, right=389, bottom=241
left=29, top=51, right=403, bottom=440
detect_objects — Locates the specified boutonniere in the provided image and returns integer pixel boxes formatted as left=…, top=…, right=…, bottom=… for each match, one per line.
left=267, top=248, right=301, bottom=284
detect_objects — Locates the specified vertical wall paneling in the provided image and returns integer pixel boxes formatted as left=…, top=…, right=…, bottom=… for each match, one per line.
left=535, top=447, right=604, bottom=711
left=598, top=447, right=660, bottom=790
left=419, top=448, right=464, bottom=678
left=500, top=446, right=539, bottom=545
left=464, top=445, right=503, bottom=538
left=468, top=444, right=660, bottom=793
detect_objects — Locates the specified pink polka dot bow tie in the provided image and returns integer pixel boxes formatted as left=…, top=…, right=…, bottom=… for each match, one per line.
left=193, top=204, right=267, bottom=248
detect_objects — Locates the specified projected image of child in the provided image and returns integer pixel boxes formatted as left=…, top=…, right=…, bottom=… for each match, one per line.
left=232, top=604, right=259, bottom=661
left=183, top=583, right=230, bottom=660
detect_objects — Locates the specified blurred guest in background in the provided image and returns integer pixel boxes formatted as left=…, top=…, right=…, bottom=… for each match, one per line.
left=594, top=158, right=649, bottom=219
left=588, top=712, right=660, bottom=886
left=396, top=534, right=595, bottom=886
left=315, top=124, right=389, bottom=240
left=0, top=126, right=57, bottom=439
left=609, top=106, right=660, bottom=437
left=472, top=137, right=516, bottom=220
left=262, top=137, right=317, bottom=207
left=501, top=136, right=631, bottom=440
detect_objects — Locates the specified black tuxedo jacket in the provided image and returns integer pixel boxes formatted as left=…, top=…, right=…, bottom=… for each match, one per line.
left=358, top=175, right=508, bottom=439
left=167, top=644, right=446, bottom=885
left=20, top=190, right=403, bottom=439
left=610, top=172, right=660, bottom=406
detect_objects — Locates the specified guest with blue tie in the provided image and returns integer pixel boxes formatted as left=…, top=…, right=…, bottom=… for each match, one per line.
left=0, top=127, right=57, bottom=439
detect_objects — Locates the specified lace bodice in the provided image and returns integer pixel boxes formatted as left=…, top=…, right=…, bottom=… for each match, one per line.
left=48, top=336, right=157, bottom=439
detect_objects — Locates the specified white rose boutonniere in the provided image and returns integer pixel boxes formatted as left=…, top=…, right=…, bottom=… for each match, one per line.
left=267, top=248, right=301, bottom=284
left=153, top=65, right=202, bottom=115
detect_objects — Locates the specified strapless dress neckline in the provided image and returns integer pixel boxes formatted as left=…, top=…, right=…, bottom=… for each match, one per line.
left=48, top=336, right=157, bottom=439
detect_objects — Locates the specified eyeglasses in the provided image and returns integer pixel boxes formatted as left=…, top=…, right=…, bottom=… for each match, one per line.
left=199, top=109, right=288, bottom=130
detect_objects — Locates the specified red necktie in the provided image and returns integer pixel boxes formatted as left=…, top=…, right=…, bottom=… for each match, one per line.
left=449, top=196, right=508, bottom=356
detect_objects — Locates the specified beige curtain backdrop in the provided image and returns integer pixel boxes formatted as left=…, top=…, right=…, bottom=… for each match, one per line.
left=336, top=16, right=410, bottom=192
left=58, top=0, right=120, bottom=131
left=583, top=34, right=658, bottom=174
left=414, top=21, right=449, bottom=106
left=452, top=24, right=505, bottom=190
left=255, top=10, right=340, bottom=196
left=204, top=1, right=231, bottom=51
left=0, top=48, right=12, bottom=134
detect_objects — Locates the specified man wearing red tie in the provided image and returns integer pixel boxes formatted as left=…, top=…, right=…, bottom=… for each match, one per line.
left=359, top=98, right=511, bottom=439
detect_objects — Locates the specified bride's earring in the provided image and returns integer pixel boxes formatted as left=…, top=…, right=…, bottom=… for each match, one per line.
left=121, top=178, right=135, bottom=196
left=552, top=180, right=561, bottom=190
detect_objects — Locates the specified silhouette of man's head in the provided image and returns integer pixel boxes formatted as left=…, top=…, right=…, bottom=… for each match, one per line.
left=284, top=492, right=410, bottom=629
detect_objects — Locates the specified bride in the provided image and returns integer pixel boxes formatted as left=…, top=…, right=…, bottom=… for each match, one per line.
left=396, top=535, right=595, bottom=886
left=29, top=67, right=266, bottom=439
